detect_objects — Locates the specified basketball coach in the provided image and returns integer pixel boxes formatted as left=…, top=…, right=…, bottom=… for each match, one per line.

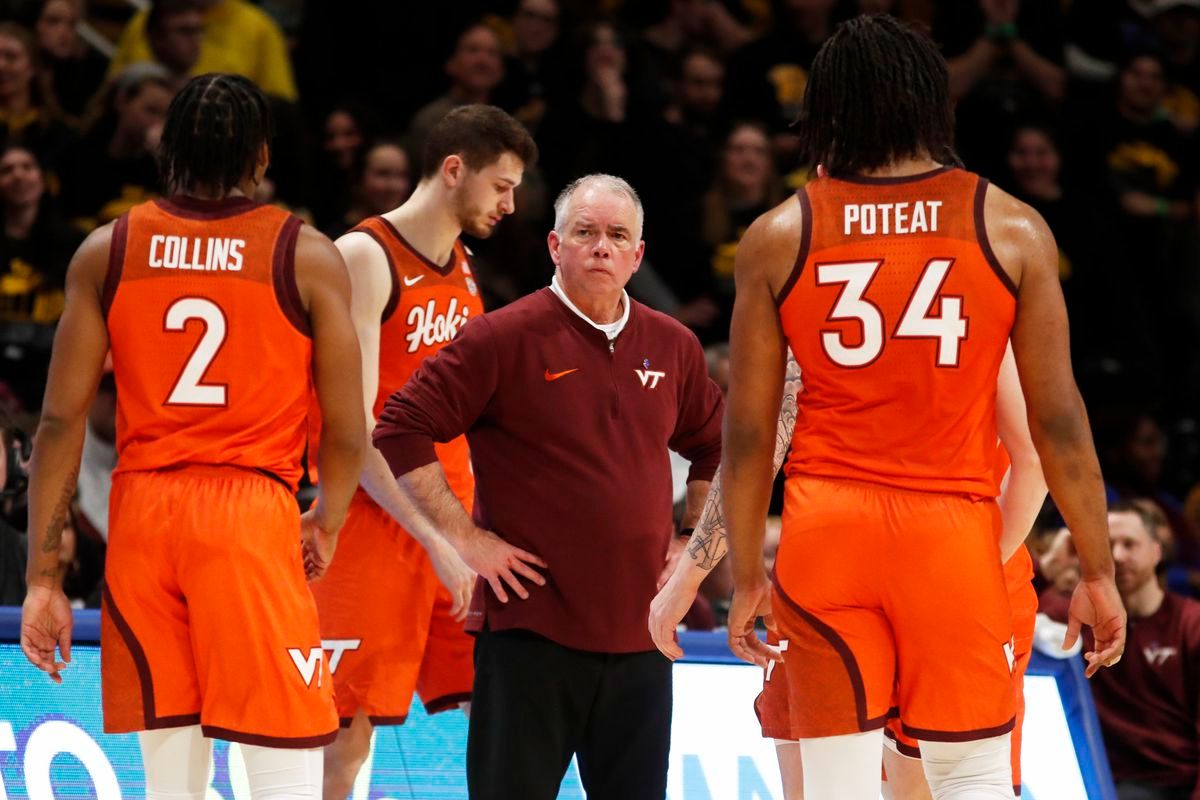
left=372, top=173, right=723, bottom=800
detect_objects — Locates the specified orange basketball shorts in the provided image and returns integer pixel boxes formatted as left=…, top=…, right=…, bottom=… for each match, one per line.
left=310, top=492, right=474, bottom=726
left=881, top=549, right=1038, bottom=795
left=102, top=467, right=337, bottom=747
left=769, top=476, right=1016, bottom=742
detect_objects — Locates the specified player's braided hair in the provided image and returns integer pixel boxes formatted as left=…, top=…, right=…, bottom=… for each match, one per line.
left=797, top=14, right=960, bottom=177
left=158, top=73, right=273, bottom=196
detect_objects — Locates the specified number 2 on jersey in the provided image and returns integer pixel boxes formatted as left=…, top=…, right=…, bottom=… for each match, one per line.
left=164, top=297, right=228, bottom=406
left=817, top=257, right=966, bottom=368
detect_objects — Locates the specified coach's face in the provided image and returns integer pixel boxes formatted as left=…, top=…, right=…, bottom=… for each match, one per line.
left=548, top=186, right=644, bottom=297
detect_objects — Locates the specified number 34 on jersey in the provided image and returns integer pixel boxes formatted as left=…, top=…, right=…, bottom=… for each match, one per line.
left=816, top=257, right=967, bottom=369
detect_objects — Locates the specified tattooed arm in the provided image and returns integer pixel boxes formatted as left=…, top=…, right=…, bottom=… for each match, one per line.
left=649, top=353, right=802, bottom=659
left=22, top=224, right=112, bottom=682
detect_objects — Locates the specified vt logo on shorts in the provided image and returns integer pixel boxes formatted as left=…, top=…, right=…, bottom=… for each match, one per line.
left=321, top=638, right=363, bottom=674
left=288, top=647, right=326, bottom=688
left=1003, top=638, right=1015, bottom=674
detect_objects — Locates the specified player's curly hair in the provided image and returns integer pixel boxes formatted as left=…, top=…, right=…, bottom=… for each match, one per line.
left=158, top=73, right=273, bottom=196
left=797, top=14, right=961, bottom=177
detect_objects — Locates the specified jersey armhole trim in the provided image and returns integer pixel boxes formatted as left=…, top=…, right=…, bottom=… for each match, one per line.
left=272, top=215, right=310, bottom=337
left=973, top=178, right=1019, bottom=300
left=357, top=225, right=401, bottom=323
left=101, top=212, right=129, bottom=318
left=774, top=187, right=812, bottom=307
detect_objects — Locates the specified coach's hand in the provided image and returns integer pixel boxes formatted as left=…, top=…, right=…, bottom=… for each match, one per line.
left=456, top=526, right=546, bottom=604
left=300, top=508, right=339, bottom=581
left=21, top=585, right=72, bottom=684
left=427, top=535, right=477, bottom=622
left=1064, top=575, right=1127, bottom=678
left=727, top=575, right=783, bottom=668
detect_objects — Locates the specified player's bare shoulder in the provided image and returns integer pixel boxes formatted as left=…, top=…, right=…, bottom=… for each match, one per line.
left=981, top=180, right=1058, bottom=292
left=295, top=223, right=352, bottom=305
left=333, top=224, right=392, bottom=298
left=734, top=192, right=804, bottom=297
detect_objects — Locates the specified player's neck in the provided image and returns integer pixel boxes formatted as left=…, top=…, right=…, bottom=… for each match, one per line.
left=857, top=157, right=943, bottom=180
left=1123, top=577, right=1166, bottom=619
left=386, top=185, right=461, bottom=267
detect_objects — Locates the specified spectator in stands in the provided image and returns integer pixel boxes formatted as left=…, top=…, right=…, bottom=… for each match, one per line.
left=1005, top=122, right=1115, bottom=367
left=1098, top=410, right=1200, bottom=588
left=58, top=64, right=171, bottom=230
left=0, top=23, right=72, bottom=172
left=408, top=24, right=505, bottom=163
left=142, top=0, right=205, bottom=91
left=536, top=21, right=638, bottom=194
left=35, top=0, right=106, bottom=127
left=1087, top=501, right=1200, bottom=800
left=626, top=0, right=753, bottom=117
left=310, top=103, right=373, bottom=232
left=695, top=121, right=785, bottom=340
left=934, top=0, right=1067, bottom=179
left=1150, top=0, right=1200, bottom=134
left=722, top=0, right=838, bottom=158
left=108, top=0, right=298, bottom=101
left=631, top=48, right=728, bottom=324
left=1074, top=52, right=1200, bottom=413
left=0, top=144, right=82, bottom=407
left=324, top=139, right=413, bottom=238
left=494, top=0, right=564, bottom=131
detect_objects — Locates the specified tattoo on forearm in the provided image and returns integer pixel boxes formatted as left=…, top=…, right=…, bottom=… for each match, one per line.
left=40, top=466, right=78, bottom=555
left=39, top=566, right=61, bottom=579
left=688, top=476, right=727, bottom=570
left=773, top=356, right=803, bottom=471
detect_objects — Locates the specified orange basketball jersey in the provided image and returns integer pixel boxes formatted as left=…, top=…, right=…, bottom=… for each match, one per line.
left=345, top=216, right=482, bottom=503
left=779, top=167, right=1017, bottom=497
left=105, top=196, right=312, bottom=490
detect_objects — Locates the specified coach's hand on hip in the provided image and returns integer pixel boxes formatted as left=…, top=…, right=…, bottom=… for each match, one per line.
left=454, top=524, right=548, bottom=603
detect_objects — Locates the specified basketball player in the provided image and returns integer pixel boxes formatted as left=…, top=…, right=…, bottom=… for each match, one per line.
left=21, top=74, right=364, bottom=798
left=312, top=105, right=538, bottom=799
left=649, top=347, right=1044, bottom=800
left=722, top=15, right=1124, bottom=799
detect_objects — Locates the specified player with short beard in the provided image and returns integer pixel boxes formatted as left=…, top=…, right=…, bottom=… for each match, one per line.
left=310, top=104, right=538, bottom=799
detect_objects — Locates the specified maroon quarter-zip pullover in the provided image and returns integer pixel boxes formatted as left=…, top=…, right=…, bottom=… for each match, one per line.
left=374, top=288, right=724, bottom=653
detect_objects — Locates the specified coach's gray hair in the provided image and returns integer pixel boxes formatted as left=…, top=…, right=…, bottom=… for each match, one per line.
left=552, top=174, right=644, bottom=240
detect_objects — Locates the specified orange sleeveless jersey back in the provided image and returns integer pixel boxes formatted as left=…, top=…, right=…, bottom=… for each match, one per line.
left=311, top=216, right=482, bottom=505
left=105, top=197, right=312, bottom=489
left=779, top=167, right=1016, bottom=497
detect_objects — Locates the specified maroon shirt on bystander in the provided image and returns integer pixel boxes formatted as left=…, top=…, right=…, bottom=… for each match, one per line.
left=374, top=288, right=724, bottom=653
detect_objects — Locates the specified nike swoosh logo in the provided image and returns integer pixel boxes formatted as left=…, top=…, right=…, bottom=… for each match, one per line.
left=544, top=368, right=579, bottom=381
left=403, top=274, right=424, bottom=287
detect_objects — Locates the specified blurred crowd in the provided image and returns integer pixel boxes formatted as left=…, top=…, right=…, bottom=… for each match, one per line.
left=1, top=0, right=1200, bottom=792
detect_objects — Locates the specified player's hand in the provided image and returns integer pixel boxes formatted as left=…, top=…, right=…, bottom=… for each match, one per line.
left=1064, top=576, right=1126, bottom=678
left=21, top=585, right=72, bottom=684
left=727, top=575, right=783, bottom=668
left=456, top=526, right=547, bottom=604
left=427, top=535, right=476, bottom=622
left=657, top=535, right=689, bottom=591
left=648, top=573, right=697, bottom=661
left=300, top=508, right=339, bottom=581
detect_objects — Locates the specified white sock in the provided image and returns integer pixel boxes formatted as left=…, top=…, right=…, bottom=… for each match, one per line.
left=241, top=744, right=323, bottom=799
left=798, top=729, right=883, bottom=800
left=139, top=726, right=212, bottom=800
left=919, top=734, right=1013, bottom=799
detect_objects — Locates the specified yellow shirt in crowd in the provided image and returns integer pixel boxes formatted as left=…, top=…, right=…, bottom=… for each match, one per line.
left=107, top=0, right=298, bottom=101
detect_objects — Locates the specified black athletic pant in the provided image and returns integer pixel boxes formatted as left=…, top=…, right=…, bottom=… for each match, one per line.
left=467, top=627, right=673, bottom=800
